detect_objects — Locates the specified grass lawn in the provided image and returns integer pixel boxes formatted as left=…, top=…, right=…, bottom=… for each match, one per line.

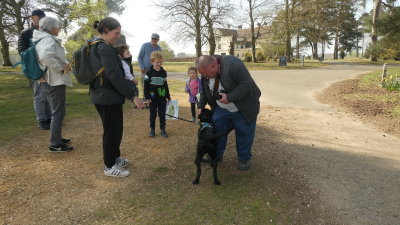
left=132, top=60, right=327, bottom=72
left=0, top=72, right=186, bottom=144
left=359, top=66, right=400, bottom=116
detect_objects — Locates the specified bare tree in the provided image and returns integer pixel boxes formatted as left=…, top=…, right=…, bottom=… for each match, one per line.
left=0, top=0, right=30, bottom=66
left=284, top=0, right=298, bottom=62
left=155, top=0, right=205, bottom=57
left=202, top=0, right=233, bottom=55
left=243, top=0, right=275, bottom=62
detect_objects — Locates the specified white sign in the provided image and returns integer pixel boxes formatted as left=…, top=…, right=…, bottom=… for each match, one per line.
left=165, top=100, right=179, bottom=120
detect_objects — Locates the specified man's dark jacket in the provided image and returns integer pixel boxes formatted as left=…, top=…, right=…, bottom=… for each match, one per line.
left=198, top=55, right=261, bottom=124
left=89, top=38, right=136, bottom=105
left=18, top=26, right=35, bottom=53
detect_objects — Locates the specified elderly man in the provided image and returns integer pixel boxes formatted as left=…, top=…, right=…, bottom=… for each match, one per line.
left=137, top=33, right=162, bottom=97
left=196, top=55, right=261, bottom=170
left=18, top=9, right=52, bottom=130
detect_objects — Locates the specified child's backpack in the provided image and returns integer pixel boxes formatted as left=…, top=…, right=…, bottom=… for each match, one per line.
left=18, top=38, right=47, bottom=80
left=72, top=40, right=106, bottom=85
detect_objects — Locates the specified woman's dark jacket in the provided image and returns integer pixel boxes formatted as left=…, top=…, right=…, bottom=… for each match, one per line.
left=89, top=38, right=136, bottom=105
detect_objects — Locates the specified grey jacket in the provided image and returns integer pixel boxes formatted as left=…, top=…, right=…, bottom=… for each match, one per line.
left=89, top=38, right=135, bottom=105
left=198, top=55, right=261, bottom=124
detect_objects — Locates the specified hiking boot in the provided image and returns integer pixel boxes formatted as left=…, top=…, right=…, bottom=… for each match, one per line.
left=160, top=130, right=168, bottom=138
left=239, top=160, right=250, bottom=171
left=61, top=138, right=71, bottom=144
left=104, top=165, right=130, bottom=177
left=115, top=157, right=130, bottom=168
left=149, top=129, right=155, bottom=137
left=49, top=143, right=73, bottom=153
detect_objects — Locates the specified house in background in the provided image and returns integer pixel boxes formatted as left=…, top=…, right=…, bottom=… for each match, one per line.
left=203, top=27, right=273, bottom=60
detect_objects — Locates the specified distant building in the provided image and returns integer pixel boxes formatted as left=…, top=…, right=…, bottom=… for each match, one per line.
left=203, top=27, right=273, bottom=60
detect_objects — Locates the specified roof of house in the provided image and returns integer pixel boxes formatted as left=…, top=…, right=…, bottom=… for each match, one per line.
left=215, top=28, right=238, bottom=39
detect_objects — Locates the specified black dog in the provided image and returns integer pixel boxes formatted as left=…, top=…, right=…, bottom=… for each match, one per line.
left=193, top=108, right=233, bottom=185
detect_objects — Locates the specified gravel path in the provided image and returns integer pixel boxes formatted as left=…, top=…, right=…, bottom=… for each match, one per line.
left=251, top=65, right=400, bottom=225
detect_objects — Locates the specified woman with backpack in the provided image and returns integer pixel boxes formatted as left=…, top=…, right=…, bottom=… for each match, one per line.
left=89, top=17, right=144, bottom=177
left=32, top=16, right=73, bottom=152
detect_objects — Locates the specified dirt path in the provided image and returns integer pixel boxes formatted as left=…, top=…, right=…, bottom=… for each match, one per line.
left=252, top=65, right=400, bottom=225
left=1, top=65, right=399, bottom=224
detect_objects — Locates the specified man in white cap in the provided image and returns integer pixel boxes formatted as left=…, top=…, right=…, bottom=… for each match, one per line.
left=137, top=33, right=162, bottom=97
left=18, top=9, right=52, bottom=130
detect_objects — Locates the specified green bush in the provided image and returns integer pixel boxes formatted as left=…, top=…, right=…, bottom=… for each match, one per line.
left=256, top=51, right=265, bottom=62
left=244, top=52, right=252, bottom=62
left=383, top=74, right=400, bottom=91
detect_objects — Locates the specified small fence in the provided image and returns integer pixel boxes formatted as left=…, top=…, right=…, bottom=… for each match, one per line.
left=164, top=57, right=197, bottom=62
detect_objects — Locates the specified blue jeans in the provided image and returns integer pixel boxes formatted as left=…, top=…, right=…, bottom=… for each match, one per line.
left=33, top=80, right=51, bottom=123
left=212, top=106, right=256, bottom=161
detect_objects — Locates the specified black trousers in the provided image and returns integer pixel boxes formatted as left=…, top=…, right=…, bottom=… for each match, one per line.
left=149, top=98, right=167, bottom=130
left=190, top=102, right=196, bottom=118
left=95, top=104, right=123, bottom=168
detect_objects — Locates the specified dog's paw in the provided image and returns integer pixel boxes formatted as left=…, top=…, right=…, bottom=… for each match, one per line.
left=214, top=180, right=221, bottom=185
left=192, top=179, right=199, bottom=185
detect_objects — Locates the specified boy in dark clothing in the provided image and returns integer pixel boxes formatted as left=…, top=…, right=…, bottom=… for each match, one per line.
left=144, top=51, right=171, bottom=138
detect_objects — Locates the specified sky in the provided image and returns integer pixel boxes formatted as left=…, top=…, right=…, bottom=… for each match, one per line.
left=111, top=0, right=378, bottom=60
left=111, top=1, right=196, bottom=61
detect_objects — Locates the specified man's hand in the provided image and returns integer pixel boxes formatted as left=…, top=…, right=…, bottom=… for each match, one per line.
left=141, top=68, right=146, bottom=74
left=218, top=92, right=229, bottom=104
left=133, top=97, right=145, bottom=109
left=132, top=79, right=138, bottom=85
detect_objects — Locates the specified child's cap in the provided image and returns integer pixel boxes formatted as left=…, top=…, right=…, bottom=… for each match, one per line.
left=151, top=33, right=160, bottom=40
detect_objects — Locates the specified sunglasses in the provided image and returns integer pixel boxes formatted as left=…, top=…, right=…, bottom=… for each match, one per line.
left=152, top=38, right=159, bottom=41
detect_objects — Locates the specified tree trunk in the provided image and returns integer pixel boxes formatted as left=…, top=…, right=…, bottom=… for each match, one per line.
left=370, top=0, right=381, bottom=61
left=0, top=12, right=12, bottom=66
left=14, top=1, right=26, bottom=33
left=296, top=34, right=300, bottom=59
left=248, top=0, right=257, bottom=62
left=208, top=29, right=216, bottom=55
left=205, top=0, right=216, bottom=55
left=194, top=0, right=202, bottom=57
left=333, top=17, right=340, bottom=59
left=313, top=42, right=318, bottom=59
left=285, top=0, right=291, bottom=62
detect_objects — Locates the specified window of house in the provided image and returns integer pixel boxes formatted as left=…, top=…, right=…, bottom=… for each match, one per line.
left=221, top=53, right=226, bottom=55
left=218, top=44, right=221, bottom=49
left=241, top=45, right=243, bottom=49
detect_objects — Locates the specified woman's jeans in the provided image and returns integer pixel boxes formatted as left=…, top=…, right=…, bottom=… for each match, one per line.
left=40, top=83, right=66, bottom=146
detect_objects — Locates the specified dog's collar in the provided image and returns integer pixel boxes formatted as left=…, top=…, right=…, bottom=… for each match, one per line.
left=200, top=122, right=213, bottom=131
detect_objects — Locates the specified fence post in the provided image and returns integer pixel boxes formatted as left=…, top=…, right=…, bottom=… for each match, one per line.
left=381, top=63, right=387, bottom=87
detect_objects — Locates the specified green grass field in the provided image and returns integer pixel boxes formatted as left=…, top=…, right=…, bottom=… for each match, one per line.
left=347, top=66, right=400, bottom=117
left=0, top=72, right=185, bottom=144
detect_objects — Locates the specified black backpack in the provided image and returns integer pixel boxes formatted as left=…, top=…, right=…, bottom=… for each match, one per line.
left=72, top=40, right=107, bottom=85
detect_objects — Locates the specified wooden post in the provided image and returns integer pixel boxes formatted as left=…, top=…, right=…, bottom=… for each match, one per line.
left=381, top=63, right=387, bottom=87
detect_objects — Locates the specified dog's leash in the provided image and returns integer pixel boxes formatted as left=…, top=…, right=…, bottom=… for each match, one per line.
left=146, top=106, right=199, bottom=125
